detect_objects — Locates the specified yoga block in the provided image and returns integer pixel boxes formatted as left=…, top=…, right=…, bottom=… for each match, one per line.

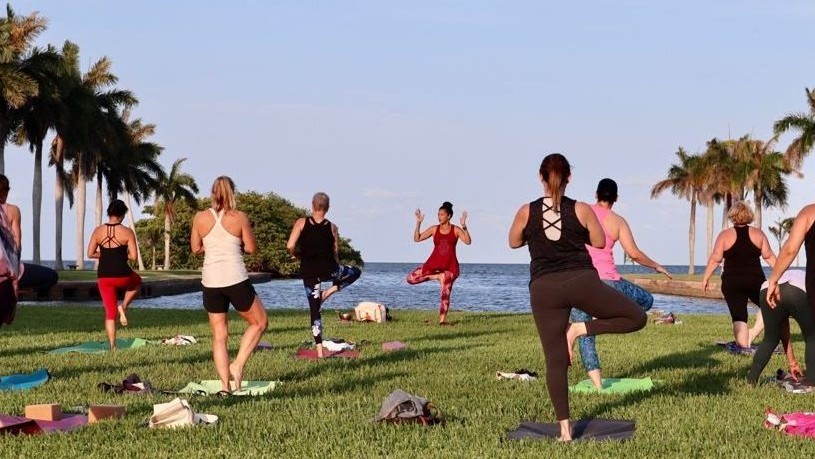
left=24, top=403, right=63, bottom=421
left=88, top=405, right=125, bottom=423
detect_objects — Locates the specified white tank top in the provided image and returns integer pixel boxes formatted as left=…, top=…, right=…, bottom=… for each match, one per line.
left=201, top=209, right=248, bottom=288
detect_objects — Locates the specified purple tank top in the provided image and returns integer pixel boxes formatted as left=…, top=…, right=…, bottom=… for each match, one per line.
left=585, top=204, right=621, bottom=281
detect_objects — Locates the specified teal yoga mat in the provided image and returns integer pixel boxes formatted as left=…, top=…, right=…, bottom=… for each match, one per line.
left=178, top=380, right=280, bottom=396
left=49, top=338, right=148, bottom=354
left=0, top=368, right=50, bottom=391
left=570, top=377, right=655, bottom=394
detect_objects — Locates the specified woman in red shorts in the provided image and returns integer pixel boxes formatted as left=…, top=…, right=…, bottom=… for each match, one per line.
left=407, top=201, right=471, bottom=324
left=87, top=199, right=142, bottom=350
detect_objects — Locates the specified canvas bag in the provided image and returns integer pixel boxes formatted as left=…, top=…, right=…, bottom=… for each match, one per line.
left=148, top=398, right=217, bottom=428
left=374, top=389, right=443, bottom=426
left=355, top=302, right=387, bottom=323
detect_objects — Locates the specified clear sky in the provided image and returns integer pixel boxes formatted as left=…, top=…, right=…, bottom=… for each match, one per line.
left=4, top=1, right=815, bottom=265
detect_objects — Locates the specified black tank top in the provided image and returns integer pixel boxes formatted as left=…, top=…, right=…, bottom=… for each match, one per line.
left=523, top=196, right=594, bottom=281
left=97, top=224, right=133, bottom=278
left=804, top=221, right=815, bottom=291
left=722, top=225, right=764, bottom=280
left=298, top=217, right=338, bottom=278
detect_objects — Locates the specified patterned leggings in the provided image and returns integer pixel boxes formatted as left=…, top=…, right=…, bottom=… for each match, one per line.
left=406, top=267, right=457, bottom=316
left=303, top=264, right=361, bottom=344
left=570, top=278, right=654, bottom=372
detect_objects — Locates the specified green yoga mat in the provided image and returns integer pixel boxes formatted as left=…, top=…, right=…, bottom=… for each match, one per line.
left=48, top=338, right=148, bottom=354
left=178, top=380, right=280, bottom=396
left=570, top=377, right=655, bottom=394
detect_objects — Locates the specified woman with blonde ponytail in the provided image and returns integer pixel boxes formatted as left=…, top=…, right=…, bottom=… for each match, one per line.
left=508, top=153, right=646, bottom=441
left=191, top=176, right=269, bottom=394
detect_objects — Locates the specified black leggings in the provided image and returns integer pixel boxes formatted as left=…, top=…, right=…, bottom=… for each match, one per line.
left=721, top=274, right=764, bottom=323
left=529, top=269, right=647, bottom=420
left=747, top=284, right=815, bottom=384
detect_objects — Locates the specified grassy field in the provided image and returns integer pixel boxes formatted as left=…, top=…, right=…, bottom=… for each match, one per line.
left=2, top=305, right=815, bottom=458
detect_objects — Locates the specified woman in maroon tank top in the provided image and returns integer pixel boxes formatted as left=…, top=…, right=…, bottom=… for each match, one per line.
left=407, top=201, right=471, bottom=324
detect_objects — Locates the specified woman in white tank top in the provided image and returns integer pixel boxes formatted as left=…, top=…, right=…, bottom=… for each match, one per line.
left=191, top=176, right=269, bottom=394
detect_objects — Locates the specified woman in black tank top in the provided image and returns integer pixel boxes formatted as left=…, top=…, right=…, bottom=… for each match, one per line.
left=701, top=201, right=776, bottom=349
left=508, top=154, right=646, bottom=441
left=87, top=199, right=142, bottom=350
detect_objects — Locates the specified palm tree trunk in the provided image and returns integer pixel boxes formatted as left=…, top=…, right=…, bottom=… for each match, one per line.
left=95, top=173, right=103, bottom=227
left=755, top=187, right=763, bottom=230
left=53, top=137, right=64, bottom=270
left=75, top=170, right=87, bottom=270
left=688, top=193, right=697, bottom=275
left=126, top=191, right=146, bottom=271
left=0, top=122, right=8, bottom=174
left=163, top=212, right=172, bottom=270
left=151, top=246, right=156, bottom=271
left=31, top=141, right=44, bottom=263
left=706, top=202, right=714, bottom=258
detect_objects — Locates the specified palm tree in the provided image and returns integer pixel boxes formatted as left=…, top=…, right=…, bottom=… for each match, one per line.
left=774, top=87, right=815, bottom=169
left=0, top=5, right=47, bottom=173
left=15, top=45, right=60, bottom=263
left=651, top=148, right=706, bottom=275
left=154, top=158, right=198, bottom=270
left=730, top=135, right=794, bottom=229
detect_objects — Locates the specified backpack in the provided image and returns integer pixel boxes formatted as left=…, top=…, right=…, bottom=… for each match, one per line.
left=355, top=302, right=389, bottom=323
left=374, top=389, right=443, bottom=426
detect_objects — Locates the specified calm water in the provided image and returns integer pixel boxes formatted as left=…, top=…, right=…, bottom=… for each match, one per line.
left=119, top=262, right=731, bottom=315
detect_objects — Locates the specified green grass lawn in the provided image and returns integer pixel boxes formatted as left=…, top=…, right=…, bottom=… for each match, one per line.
left=2, top=306, right=815, bottom=458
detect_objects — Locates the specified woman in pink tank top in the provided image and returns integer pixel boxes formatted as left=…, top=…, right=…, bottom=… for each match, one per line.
left=571, top=179, right=671, bottom=390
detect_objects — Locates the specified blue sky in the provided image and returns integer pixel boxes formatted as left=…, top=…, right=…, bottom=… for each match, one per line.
left=4, top=0, right=815, bottom=265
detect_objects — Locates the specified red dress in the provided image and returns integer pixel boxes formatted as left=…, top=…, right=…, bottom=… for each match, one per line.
left=421, top=226, right=459, bottom=278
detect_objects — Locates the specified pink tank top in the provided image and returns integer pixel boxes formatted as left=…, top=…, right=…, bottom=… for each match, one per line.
left=585, top=204, right=620, bottom=281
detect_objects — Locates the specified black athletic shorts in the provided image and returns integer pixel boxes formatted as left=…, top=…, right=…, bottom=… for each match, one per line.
left=202, top=279, right=256, bottom=313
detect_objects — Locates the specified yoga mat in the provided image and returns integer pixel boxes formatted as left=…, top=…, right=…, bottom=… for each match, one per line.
left=49, top=338, right=148, bottom=354
left=178, top=380, right=280, bottom=396
left=570, top=377, right=655, bottom=394
left=295, top=348, right=359, bottom=360
left=0, top=368, right=49, bottom=391
left=0, top=414, right=87, bottom=435
left=382, top=341, right=407, bottom=351
left=506, top=418, right=636, bottom=442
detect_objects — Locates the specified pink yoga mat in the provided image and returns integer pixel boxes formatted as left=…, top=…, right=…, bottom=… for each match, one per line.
left=0, top=414, right=88, bottom=435
left=382, top=341, right=407, bottom=351
left=295, top=348, right=359, bottom=360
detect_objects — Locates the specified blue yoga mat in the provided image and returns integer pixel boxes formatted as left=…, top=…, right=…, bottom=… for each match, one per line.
left=0, top=368, right=50, bottom=391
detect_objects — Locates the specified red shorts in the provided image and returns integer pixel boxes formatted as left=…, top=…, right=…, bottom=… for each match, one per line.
left=97, top=273, right=142, bottom=319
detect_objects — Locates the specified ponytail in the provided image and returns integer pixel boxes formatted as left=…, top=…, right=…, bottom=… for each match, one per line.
left=539, top=154, right=571, bottom=212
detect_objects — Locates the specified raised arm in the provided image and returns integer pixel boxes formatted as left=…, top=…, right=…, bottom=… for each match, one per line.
left=455, top=211, right=472, bottom=245
left=286, top=217, right=306, bottom=258
left=508, top=204, right=529, bottom=249
left=240, top=211, right=257, bottom=254
left=701, top=231, right=727, bottom=291
left=7, top=204, right=20, bottom=251
left=575, top=201, right=604, bottom=248
left=616, top=216, right=671, bottom=278
left=413, top=209, right=435, bottom=242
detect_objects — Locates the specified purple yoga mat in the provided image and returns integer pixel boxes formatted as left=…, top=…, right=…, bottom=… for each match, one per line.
left=0, top=414, right=87, bottom=435
left=295, top=348, right=359, bottom=360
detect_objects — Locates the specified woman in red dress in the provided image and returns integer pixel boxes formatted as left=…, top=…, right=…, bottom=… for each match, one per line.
left=407, top=201, right=471, bottom=324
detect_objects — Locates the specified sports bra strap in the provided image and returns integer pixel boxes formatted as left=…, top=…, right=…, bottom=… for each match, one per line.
left=100, top=223, right=122, bottom=248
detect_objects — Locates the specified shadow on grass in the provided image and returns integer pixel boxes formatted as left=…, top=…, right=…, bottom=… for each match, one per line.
left=410, top=328, right=513, bottom=344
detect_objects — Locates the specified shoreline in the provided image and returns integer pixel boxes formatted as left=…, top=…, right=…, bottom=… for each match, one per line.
left=625, top=274, right=724, bottom=300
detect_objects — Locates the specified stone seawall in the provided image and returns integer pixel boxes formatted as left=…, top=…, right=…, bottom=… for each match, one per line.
left=18, top=272, right=273, bottom=302
left=625, top=275, right=724, bottom=300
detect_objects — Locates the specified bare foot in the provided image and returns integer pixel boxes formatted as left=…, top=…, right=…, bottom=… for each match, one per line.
left=565, top=324, right=582, bottom=365
left=228, top=362, right=243, bottom=391
left=118, top=305, right=128, bottom=327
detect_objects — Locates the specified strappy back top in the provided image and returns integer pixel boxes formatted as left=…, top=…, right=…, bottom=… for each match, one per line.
left=523, top=196, right=593, bottom=281
left=298, top=217, right=338, bottom=278
left=97, top=223, right=133, bottom=278
left=201, top=209, right=248, bottom=288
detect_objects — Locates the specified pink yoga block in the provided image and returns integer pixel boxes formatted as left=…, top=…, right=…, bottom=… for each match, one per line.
left=88, top=405, right=125, bottom=423
left=24, top=404, right=62, bottom=421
